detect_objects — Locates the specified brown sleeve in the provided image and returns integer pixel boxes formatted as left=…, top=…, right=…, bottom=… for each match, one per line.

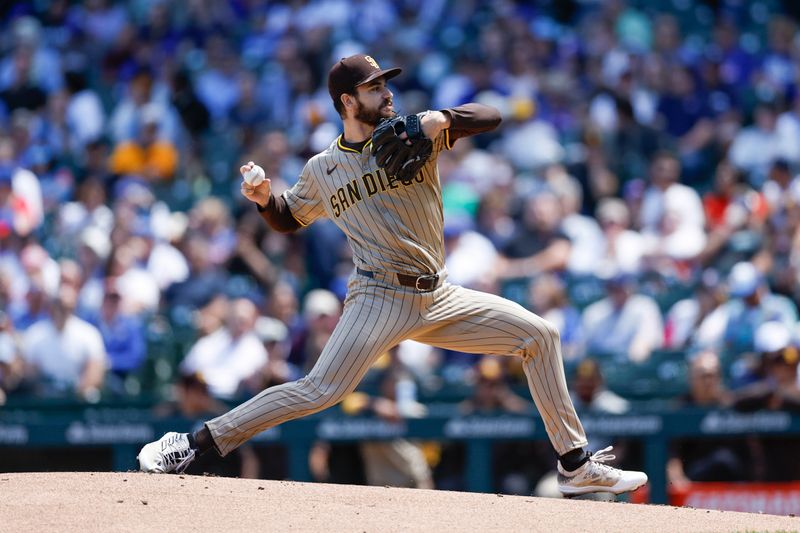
left=257, top=193, right=301, bottom=233
left=441, top=103, right=502, bottom=148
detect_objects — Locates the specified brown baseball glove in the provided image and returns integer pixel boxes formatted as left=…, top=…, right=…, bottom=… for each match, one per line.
left=371, top=114, right=433, bottom=184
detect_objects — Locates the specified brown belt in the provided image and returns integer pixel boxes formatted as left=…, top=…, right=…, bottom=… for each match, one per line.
left=356, top=267, right=440, bottom=292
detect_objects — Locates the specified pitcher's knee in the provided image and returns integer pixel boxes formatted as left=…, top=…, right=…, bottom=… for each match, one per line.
left=521, top=318, right=561, bottom=359
left=317, top=388, right=346, bottom=410
left=299, top=375, right=347, bottom=411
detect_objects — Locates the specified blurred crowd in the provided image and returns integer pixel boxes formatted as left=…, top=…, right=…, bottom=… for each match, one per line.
left=2, top=0, right=800, bottom=490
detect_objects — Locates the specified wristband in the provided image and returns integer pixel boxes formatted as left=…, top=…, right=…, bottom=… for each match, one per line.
left=406, top=113, right=424, bottom=139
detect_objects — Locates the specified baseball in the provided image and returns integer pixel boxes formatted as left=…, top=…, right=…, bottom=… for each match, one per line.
left=243, top=164, right=265, bottom=186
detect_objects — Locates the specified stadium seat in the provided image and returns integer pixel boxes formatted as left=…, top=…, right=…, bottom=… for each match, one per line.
left=601, top=351, right=688, bottom=400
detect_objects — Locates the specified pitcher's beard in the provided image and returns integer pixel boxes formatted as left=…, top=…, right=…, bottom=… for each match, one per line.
left=355, top=98, right=395, bottom=126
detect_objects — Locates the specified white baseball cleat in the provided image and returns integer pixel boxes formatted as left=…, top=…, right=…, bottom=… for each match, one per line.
left=137, top=432, right=196, bottom=474
left=557, top=446, right=648, bottom=496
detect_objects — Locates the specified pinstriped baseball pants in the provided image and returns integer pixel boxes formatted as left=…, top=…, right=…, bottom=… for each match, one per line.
left=206, top=274, right=588, bottom=456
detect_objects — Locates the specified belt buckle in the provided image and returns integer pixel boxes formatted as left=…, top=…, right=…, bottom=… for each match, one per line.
left=415, top=274, right=438, bottom=292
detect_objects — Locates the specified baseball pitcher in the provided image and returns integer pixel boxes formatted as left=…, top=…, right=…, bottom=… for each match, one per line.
left=138, top=54, right=647, bottom=496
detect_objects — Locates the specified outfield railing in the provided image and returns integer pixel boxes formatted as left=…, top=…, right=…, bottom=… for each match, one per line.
left=1, top=404, right=799, bottom=504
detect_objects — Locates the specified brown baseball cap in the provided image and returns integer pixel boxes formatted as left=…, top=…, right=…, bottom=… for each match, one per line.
left=328, top=54, right=402, bottom=105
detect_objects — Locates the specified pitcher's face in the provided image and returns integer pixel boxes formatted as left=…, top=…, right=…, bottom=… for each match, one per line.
left=354, top=78, right=395, bottom=126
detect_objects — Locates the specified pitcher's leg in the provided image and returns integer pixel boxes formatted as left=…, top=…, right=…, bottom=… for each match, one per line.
left=208, top=282, right=422, bottom=456
left=413, top=284, right=587, bottom=455
left=519, top=326, right=588, bottom=455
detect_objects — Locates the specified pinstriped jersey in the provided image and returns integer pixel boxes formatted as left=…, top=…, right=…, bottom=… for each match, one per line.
left=283, top=130, right=453, bottom=276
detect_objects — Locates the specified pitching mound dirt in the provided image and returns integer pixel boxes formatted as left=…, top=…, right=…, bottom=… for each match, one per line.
left=1, top=472, right=797, bottom=532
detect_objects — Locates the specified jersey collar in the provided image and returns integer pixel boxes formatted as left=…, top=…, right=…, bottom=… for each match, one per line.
left=337, top=135, right=372, bottom=154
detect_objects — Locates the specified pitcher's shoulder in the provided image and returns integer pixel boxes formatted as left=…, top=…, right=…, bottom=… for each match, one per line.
left=301, top=146, right=336, bottom=176
left=309, top=141, right=339, bottom=165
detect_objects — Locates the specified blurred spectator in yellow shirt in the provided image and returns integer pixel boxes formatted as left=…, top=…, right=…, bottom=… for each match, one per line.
left=109, top=103, right=178, bottom=181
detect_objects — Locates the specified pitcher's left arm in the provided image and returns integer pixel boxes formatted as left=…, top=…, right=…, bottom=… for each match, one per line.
left=420, top=103, right=502, bottom=146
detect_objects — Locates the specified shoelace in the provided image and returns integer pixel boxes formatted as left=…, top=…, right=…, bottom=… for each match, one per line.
left=586, top=446, right=617, bottom=475
left=160, top=434, right=195, bottom=473
left=589, top=446, right=616, bottom=463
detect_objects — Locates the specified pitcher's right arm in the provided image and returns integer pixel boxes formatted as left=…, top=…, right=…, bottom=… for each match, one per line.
left=240, top=161, right=323, bottom=233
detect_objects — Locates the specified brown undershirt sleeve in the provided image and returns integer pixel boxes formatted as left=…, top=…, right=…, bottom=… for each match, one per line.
left=441, top=103, right=502, bottom=147
left=256, top=193, right=301, bottom=233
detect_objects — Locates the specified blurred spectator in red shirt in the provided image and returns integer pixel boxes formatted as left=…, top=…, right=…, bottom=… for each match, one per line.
left=703, top=159, right=767, bottom=231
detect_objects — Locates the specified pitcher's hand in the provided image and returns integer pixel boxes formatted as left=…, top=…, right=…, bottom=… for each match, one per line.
left=240, top=161, right=271, bottom=207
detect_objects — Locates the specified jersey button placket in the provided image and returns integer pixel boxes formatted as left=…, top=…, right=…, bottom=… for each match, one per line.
left=361, top=149, right=372, bottom=172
